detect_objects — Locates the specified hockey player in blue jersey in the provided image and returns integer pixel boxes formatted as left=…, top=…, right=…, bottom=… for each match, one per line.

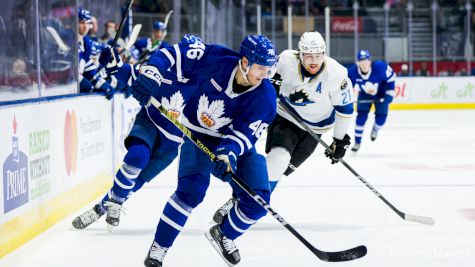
left=134, top=21, right=171, bottom=63
left=348, top=50, right=396, bottom=152
left=128, top=35, right=277, bottom=266
left=78, top=8, right=115, bottom=99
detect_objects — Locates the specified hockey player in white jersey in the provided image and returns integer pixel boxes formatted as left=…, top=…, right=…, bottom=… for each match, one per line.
left=213, top=31, right=354, bottom=222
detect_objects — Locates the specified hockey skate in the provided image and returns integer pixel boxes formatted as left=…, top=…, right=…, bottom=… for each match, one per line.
left=104, top=199, right=125, bottom=228
left=205, top=225, right=241, bottom=266
left=144, top=241, right=168, bottom=267
left=370, top=128, right=378, bottom=141
left=351, top=143, right=361, bottom=153
left=72, top=203, right=105, bottom=229
left=212, top=197, right=237, bottom=224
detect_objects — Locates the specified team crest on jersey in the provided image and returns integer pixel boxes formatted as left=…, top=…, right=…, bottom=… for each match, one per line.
left=197, top=95, right=232, bottom=131
left=286, top=89, right=315, bottom=106
left=161, top=91, right=185, bottom=119
left=361, top=81, right=379, bottom=95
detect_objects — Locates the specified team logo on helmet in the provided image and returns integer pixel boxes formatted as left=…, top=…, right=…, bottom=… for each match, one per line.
left=240, top=35, right=277, bottom=67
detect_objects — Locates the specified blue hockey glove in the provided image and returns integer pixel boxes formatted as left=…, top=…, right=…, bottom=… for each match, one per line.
left=324, top=134, right=351, bottom=164
left=100, top=82, right=115, bottom=100
left=384, top=93, right=394, bottom=104
left=115, top=80, right=132, bottom=98
left=211, top=147, right=237, bottom=183
left=79, top=78, right=94, bottom=93
left=99, top=46, right=123, bottom=74
left=131, top=75, right=155, bottom=106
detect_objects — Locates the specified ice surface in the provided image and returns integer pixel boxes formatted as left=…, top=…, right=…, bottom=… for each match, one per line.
left=2, top=110, right=475, bottom=267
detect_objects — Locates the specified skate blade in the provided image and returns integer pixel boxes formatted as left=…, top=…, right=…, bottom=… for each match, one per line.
left=107, top=223, right=116, bottom=233
left=204, top=232, right=235, bottom=267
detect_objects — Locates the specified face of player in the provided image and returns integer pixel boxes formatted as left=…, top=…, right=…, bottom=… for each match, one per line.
left=242, top=58, right=276, bottom=86
left=78, top=20, right=91, bottom=37
left=301, top=53, right=324, bottom=74
left=90, top=17, right=98, bottom=34
left=357, top=59, right=372, bottom=73
left=152, top=29, right=165, bottom=41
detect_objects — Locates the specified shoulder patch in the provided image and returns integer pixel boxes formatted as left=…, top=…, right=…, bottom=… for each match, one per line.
left=340, top=79, right=348, bottom=90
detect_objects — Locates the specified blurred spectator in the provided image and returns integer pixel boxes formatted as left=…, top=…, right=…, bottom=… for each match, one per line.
left=88, top=17, right=99, bottom=42
left=416, top=62, right=431, bottom=76
left=7, top=58, right=33, bottom=90
left=455, top=67, right=468, bottom=76
left=100, top=20, right=116, bottom=43
left=398, top=63, right=410, bottom=76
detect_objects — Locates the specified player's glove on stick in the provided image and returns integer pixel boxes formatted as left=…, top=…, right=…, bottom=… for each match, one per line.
left=211, top=147, right=237, bottom=182
left=99, top=46, right=123, bottom=74
left=384, top=93, right=394, bottom=104
left=325, top=134, right=351, bottom=164
left=130, top=75, right=154, bottom=106
left=100, top=82, right=115, bottom=100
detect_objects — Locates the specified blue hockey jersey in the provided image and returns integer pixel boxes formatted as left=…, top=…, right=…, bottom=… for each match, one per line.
left=141, top=36, right=277, bottom=157
left=134, top=38, right=171, bottom=58
left=79, top=35, right=107, bottom=90
left=348, top=60, right=396, bottom=98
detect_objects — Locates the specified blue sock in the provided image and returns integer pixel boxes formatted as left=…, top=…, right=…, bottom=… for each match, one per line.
left=269, top=181, right=278, bottom=193
left=154, top=193, right=193, bottom=248
left=220, top=203, right=256, bottom=240
left=109, top=141, right=150, bottom=202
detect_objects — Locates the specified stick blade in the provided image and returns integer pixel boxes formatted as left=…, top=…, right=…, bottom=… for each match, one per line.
left=315, top=245, right=367, bottom=262
left=404, top=214, right=435, bottom=225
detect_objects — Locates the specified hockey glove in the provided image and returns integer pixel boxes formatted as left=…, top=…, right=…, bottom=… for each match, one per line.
left=79, top=78, right=94, bottom=93
left=100, top=82, right=115, bottom=100
left=211, top=147, right=237, bottom=183
left=384, top=93, right=394, bottom=104
left=99, top=46, right=123, bottom=74
left=324, top=134, right=351, bottom=164
left=130, top=75, right=154, bottom=106
left=115, top=80, right=132, bottom=98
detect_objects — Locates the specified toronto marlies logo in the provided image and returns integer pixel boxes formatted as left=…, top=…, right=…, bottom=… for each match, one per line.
left=3, top=115, right=29, bottom=213
left=286, top=88, right=315, bottom=106
left=162, top=91, right=185, bottom=119
left=359, top=81, right=379, bottom=96
left=197, top=95, right=232, bottom=131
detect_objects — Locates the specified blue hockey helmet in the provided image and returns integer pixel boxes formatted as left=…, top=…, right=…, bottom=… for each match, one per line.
left=239, top=35, right=277, bottom=67
left=78, top=8, right=92, bottom=22
left=357, top=50, right=372, bottom=61
left=153, top=21, right=166, bottom=31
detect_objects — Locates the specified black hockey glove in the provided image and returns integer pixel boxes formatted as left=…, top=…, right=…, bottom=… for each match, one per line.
left=324, top=134, right=351, bottom=164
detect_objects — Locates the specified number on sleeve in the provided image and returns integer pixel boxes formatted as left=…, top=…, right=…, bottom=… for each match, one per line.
left=249, top=120, right=268, bottom=139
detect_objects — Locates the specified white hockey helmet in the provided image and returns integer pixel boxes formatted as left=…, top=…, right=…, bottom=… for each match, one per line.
left=298, top=31, right=326, bottom=54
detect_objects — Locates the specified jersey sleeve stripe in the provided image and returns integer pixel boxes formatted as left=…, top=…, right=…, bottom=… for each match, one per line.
left=160, top=48, right=176, bottom=68
left=173, top=44, right=189, bottom=83
left=223, top=135, right=245, bottom=156
left=334, top=103, right=354, bottom=115
left=229, top=125, right=252, bottom=150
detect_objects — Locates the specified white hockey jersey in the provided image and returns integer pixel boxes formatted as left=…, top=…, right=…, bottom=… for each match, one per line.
left=275, top=50, right=354, bottom=138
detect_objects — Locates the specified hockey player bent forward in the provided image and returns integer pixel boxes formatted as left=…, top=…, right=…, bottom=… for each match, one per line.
left=129, top=35, right=278, bottom=266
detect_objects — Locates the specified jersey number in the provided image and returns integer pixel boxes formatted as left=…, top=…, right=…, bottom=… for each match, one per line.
left=249, top=120, right=268, bottom=139
left=341, top=90, right=352, bottom=105
left=186, top=42, right=205, bottom=60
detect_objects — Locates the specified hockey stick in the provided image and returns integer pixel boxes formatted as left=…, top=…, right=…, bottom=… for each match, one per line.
left=112, top=0, right=134, bottom=48
left=279, top=102, right=435, bottom=226
left=146, top=96, right=367, bottom=262
left=125, top=24, right=142, bottom=50
left=46, top=26, right=70, bottom=54
left=163, top=10, right=173, bottom=28
left=356, top=98, right=384, bottom=103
